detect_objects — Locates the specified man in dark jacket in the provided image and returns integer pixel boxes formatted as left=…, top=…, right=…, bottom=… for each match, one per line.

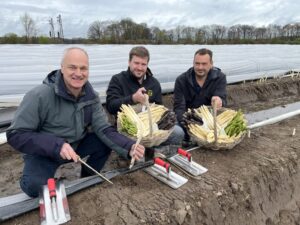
left=106, top=46, right=162, bottom=115
left=106, top=46, right=184, bottom=145
left=6, top=47, right=145, bottom=197
left=174, top=48, right=227, bottom=142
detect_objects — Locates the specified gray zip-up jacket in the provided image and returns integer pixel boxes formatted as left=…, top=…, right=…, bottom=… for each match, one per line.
left=6, top=70, right=135, bottom=160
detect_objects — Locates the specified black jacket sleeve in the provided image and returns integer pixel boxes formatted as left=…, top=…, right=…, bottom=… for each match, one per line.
left=213, top=72, right=227, bottom=107
left=173, top=75, right=186, bottom=123
left=151, top=80, right=163, bottom=104
left=106, top=75, right=134, bottom=115
left=7, top=130, right=64, bottom=160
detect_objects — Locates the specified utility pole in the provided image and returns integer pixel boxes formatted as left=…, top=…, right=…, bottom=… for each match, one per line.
left=57, top=14, right=64, bottom=39
left=49, top=17, right=55, bottom=38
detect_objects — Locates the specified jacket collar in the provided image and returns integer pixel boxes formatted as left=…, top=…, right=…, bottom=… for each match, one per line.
left=44, top=70, right=96, bottom=102
left=187, top=67, right=219, bottom=87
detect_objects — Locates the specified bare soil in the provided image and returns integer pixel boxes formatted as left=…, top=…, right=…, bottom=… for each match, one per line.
left=1, top=76, right=300, bottom=225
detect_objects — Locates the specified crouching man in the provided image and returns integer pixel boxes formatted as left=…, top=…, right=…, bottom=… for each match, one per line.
left=6, top=47, right=145, bottom=197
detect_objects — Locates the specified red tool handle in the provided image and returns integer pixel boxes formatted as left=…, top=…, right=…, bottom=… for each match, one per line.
left=178, top=148, right=192, bottom=162
left=47, top=178, right=56, bottom=198
left=154, top=158, right=170, bottom=173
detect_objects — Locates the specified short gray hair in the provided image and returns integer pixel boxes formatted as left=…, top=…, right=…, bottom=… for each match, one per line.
left=61, top=47, right=89, bottom=65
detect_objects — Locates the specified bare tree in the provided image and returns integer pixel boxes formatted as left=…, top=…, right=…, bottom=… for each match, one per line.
left=283, top=23, right=300, bottom=38
left=210, top=24, right=226, bottom=42
left=254, top=27, right=267, bottom=39
left=20, top=12, right=37, bottom=41
left=195, top=28, right=205, bottom=43
left=295, top=23, right=300, bottom=37
left=240, top=25, right=255, bottom=39
left=150, top=26, right=160, bottom=42
left=181, top=26, right=196, bottom=42
left=266, top=24, right=282, bottom=39
left=174, top=25, right=183, bottom=42
left=88, top=20, right=106, bottom=40
left=199, top=25, right=213, bottom=42
left=228, top=25, right=239, bottom=40
left=106, top=22, right=122, bottom=43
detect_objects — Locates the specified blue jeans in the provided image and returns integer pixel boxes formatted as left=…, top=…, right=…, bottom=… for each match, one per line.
left=162, top=125, right=185, bottom=145
left=20, top=133, right=111, bottom=197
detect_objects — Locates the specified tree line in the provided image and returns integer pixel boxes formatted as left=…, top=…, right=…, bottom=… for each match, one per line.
left=1, top=13, right=300, bottom=44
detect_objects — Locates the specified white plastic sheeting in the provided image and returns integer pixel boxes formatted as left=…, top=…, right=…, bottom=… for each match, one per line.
left=0, top=44, right=300, bottom=98
left=248, top=109, right=300, bottom=129
left=0, top=132, right=6, bottom=145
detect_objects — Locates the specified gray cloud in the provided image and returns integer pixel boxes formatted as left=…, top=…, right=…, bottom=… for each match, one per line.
left=0, top=0, right=299, bottom=38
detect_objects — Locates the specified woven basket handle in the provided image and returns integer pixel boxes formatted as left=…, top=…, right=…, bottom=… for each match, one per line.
left=144, top=94, right=153, bottom=137
left=213, top=100, right=218, bottom=144
left=129, top=136, right=142, bottom=169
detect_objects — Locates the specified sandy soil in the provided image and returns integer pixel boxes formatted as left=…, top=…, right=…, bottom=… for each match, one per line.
left=1, top=76, right=300, bottom=225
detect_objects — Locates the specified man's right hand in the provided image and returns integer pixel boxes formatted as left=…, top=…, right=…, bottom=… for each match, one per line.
left=60, top=143, right=78, bottom=162
left=132, top=87, right=147, bottom=104
left=211, top=96, right=222, bottom=110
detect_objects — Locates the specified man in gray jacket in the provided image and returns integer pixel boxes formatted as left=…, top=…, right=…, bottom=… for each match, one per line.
left=6, top=47, right=145, bottom=197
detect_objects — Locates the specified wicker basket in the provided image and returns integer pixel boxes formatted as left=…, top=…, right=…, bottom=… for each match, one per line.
left=118, top=127, right=174, bottom=147
left=188, top=131, right=246, bottom=150
left=187, top=107, right=247, bottom=150
left=117, top=104, right=174, bottom=147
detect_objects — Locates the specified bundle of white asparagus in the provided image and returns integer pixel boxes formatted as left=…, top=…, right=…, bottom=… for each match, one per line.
left=117, top=104, right=175, bottom=147
left=185, top=105, right=247, bottom=145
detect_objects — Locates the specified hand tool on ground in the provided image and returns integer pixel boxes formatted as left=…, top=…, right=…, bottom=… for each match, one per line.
left=48, top=179, right=58, bottom=221
left=77, top=157, right=113, bottom=184
left=168, top=148, right=208, bottom=176
left=144, top=157, right=188, bottom=189
left=39, top=178, right=71, bottom=225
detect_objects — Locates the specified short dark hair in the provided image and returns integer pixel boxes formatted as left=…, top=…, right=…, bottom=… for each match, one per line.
left=129, top=46, right=150, bottom=62
left=194, top=48, right=213, bottom=61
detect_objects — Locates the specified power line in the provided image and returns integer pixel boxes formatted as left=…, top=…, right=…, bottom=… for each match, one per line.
left=57, top=14, right=64, bottom=39
left=48, top=17, right=55, bottom=38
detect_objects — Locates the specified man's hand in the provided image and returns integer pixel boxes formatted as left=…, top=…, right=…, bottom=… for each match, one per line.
left=132, top=87, right=147, bottom=104
left=129, top=144, right=145, bottom=161
left=211, top=96, right=222, bottom=110
left=60, top=143, right=78, bottom=162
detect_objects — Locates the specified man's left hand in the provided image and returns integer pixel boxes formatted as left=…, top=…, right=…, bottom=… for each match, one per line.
left=211, top=96, right=222, bottom=110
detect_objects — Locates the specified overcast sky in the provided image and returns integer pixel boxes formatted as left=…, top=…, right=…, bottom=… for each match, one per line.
left=1, top=0, right=299, bottom=38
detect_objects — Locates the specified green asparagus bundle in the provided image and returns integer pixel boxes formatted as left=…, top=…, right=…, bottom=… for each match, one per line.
left=119, top=114, right=138, bottom=136
left=225, top=110, right=247, bottom=137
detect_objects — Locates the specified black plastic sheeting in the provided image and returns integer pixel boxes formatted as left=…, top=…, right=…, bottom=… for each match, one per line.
left=0, top=160, right=154, bottom=222
left=0, top=145, right=181, bottom=221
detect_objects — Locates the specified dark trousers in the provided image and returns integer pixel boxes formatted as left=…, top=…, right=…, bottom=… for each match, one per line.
left=20, top=133, right=112, bottom=197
